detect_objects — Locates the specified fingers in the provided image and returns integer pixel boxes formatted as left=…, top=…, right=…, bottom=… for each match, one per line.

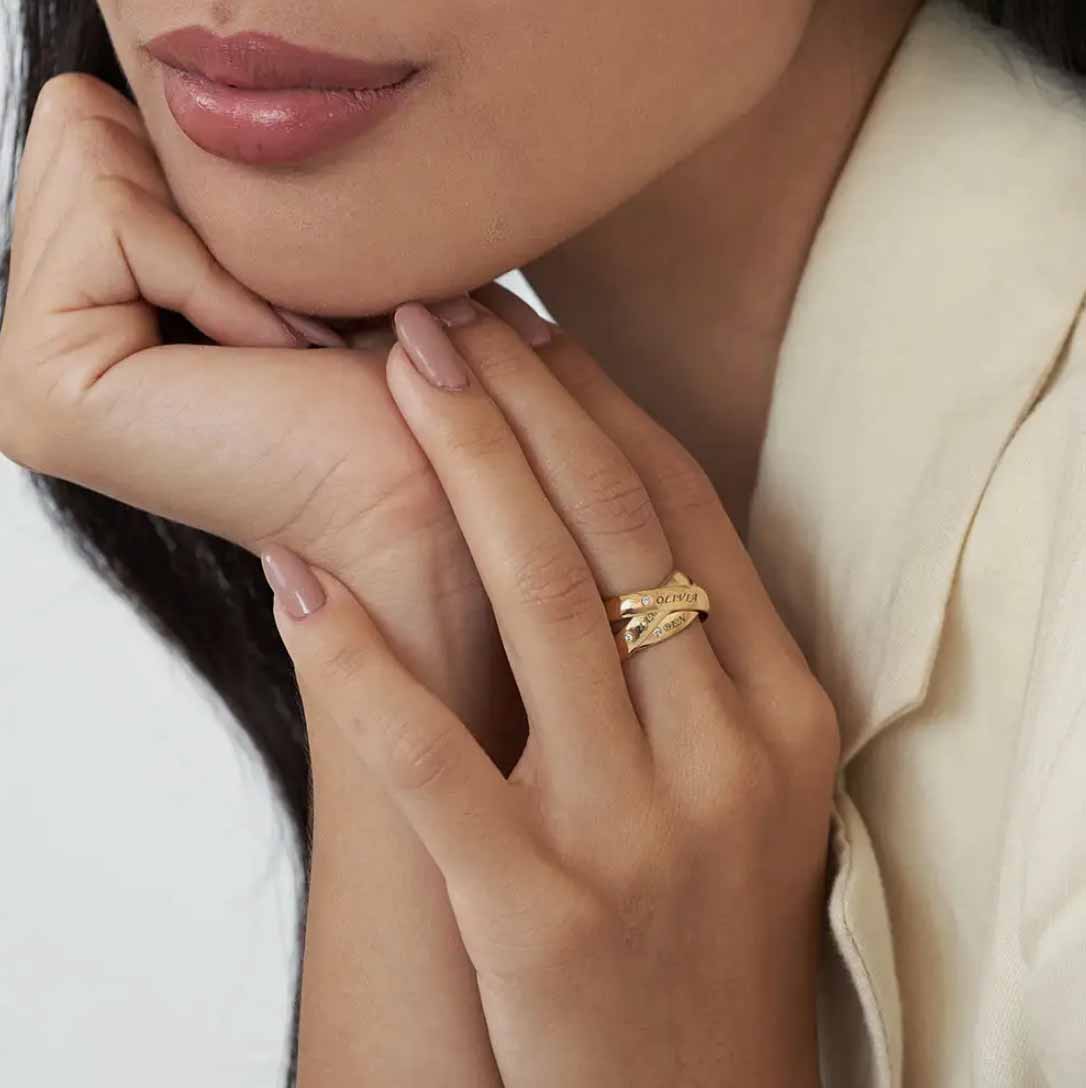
left=6, top=71, right=298, bottom=353
left=406, top=288, right=727, bottom=742
left=13, top=115, right=175, bottom=297
left=26, top=177, right=296, bottom=357
left=262, top=545, right=544, bottom=904
left=10, top=75, right=161, bottom=293
left=385, top=300, right=652, bottom=804
left=473, top=282, right=812, bottom=700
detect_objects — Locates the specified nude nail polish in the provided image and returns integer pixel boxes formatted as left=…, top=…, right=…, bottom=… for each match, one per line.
left=261, top=543, right=327, bottom=619
left=393, top=302, right=470, bottom=390
left=272, top=307, right=349, bottom=349
left=502, top=296, right=555, bottom=348
left=427, top=294, right=479, bottom=329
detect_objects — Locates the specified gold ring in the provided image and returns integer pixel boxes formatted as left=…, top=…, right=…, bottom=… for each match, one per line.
left=602, top=570, right=710, bottom=660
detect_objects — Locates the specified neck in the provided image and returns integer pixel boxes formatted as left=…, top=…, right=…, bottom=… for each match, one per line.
left=522, top=0, right=924, bottom=542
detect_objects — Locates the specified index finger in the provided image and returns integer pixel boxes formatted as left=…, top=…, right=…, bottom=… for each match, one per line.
left=264, top=548, right=545, bottom=905
left=384, top=301, right=652, bottom=810
left=12, top=75, right=159, bottom=273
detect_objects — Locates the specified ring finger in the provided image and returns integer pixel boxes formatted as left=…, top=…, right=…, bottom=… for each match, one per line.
left=472, top=282, right=812, bottom=697
left=386, top=296, right=726, bottom=751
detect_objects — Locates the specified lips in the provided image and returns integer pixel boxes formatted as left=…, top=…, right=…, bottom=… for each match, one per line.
left=146, top=27, right=417, bottom=91
left=145, top=27, right=421, bottom=164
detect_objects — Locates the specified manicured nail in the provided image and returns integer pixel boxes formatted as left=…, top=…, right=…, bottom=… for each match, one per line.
left=427, top=294, right=479, bottom=329
left=501, top=295, right=555, bottom=348
left=272, top=306, right=349, bottom=349
left=261, top=543, right=327, bottom=620
left=393, top=302, right=470, bottom=390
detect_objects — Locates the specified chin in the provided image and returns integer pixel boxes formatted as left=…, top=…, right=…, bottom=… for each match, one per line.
left=172, top=192, right=518, bottom=320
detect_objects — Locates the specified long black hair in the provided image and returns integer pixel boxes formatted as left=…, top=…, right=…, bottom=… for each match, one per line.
left=0, top=2, right=1083, bottom=1083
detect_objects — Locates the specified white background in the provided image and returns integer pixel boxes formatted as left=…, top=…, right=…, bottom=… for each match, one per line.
left=0, top=19, right=550, bottom=1085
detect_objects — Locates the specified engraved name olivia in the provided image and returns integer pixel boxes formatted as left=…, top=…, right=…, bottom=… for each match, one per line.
left=652, top=590, right=701, bottom=606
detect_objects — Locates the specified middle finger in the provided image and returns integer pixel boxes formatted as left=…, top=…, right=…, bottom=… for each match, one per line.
left=386, top=296, right=725, bottom=733
left=385, top=299, right=654, bottom=800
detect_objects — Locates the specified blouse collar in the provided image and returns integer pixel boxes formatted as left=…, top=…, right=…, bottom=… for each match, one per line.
left=747, top=0, right=1086, bottom=769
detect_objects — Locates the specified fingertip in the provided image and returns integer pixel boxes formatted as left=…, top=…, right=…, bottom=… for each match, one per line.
left=272, top=306, right=349, bottom=349
left=263, top=550, right=389, bottom=674
left=470, top=284, right=557, bottom=349
left=385, top=340, right=411, bottom=398
left=386, top=339, right=410, bottom=375
left=260, top=543, right=327, bottom=622
left=262, top=307, right=311, bottom=349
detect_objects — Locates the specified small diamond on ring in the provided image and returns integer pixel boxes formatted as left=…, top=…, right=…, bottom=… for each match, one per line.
left=641, top=596, right=652, bottom=606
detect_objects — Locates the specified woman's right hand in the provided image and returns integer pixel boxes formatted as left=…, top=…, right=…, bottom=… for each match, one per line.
left=0, top=72, right=519, bottom=1086
left=0, top=72, right=524, bottom=753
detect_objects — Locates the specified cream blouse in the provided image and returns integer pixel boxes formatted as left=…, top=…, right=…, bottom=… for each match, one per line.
left=746, top=2, right=1086, bottom=1085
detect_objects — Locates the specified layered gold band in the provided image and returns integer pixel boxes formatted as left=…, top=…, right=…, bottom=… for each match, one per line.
left=603, top=570, right=711, bottom=660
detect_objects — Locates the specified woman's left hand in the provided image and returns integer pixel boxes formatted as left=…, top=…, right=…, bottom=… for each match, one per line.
left=266, top=282, right=839, bottom=1087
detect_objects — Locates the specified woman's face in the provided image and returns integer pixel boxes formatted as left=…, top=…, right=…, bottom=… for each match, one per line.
left=98, top=1, right=815, bottom=318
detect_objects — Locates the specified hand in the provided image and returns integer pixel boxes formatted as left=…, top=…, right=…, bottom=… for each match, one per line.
left=0, top=72, right=528, bottom=754
left=267, top=292, right=840, bottom=1087
left=0, top=72, right=537, bottom=1086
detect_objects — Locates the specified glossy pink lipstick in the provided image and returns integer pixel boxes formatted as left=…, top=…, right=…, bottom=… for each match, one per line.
left=145, top=27, right=421, bottom=165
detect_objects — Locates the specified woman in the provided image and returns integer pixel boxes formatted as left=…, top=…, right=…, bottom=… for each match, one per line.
left=1, top=0, right=1084, bottom=1084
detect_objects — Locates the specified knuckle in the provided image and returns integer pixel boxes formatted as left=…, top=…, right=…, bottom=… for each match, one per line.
left=689, top=734, right=783, bottom=835
left=566, top=452, right=658, bottom=541
left=35, top=75, right=140, bottom=135
left=87, top=172, right=148, bottom=222
left=442, top=411, right=514, bottom=462
left=35, top=73, right=98, bottom=120
left=532, top=881, right=612, bottom=962
left=774, top=677, right=842, bottom=781
left=509, top=542, right=600, bottom=634
left=462, top=329, right=527, bottom=384
left=380, top=715, right=460, bottom=794
left=549, top=349, right=609, bottom=400
left=67, top=115, right=124, bottom=170
left=475, top=875, right=609, bottom=980
left=317, top=634, right=373, bottom=687
left=68, top=115, right=158, bottom=189
left=689, top=683, right=841, bottom=840
left=649, top=448, right=722, bottom=519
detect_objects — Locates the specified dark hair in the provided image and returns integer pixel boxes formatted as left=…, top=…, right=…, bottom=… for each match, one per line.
left=963, top=0, right=1086, bottom=75
left=0, top=2, right=1082, bottom=1083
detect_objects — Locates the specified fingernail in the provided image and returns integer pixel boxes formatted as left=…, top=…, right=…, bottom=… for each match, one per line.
left=501, top=296, right=555, bottom=348
left=272, top=306, right=349, bottom=349
left=261, top=543, right=327, bottom=620
left=426, top=294, right=479, bottom=329
left=393, top=302, right=470, bottom=391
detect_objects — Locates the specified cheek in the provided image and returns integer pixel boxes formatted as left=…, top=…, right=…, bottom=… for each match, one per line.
left=118, top=0, right=814, bottom=317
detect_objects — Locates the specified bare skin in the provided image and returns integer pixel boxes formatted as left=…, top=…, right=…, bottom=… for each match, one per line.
left=93, top=0, right=921, bottom=542
left=2, top=0, right=922, bottom=1082
left=523, top=0, right=925, bottom=540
